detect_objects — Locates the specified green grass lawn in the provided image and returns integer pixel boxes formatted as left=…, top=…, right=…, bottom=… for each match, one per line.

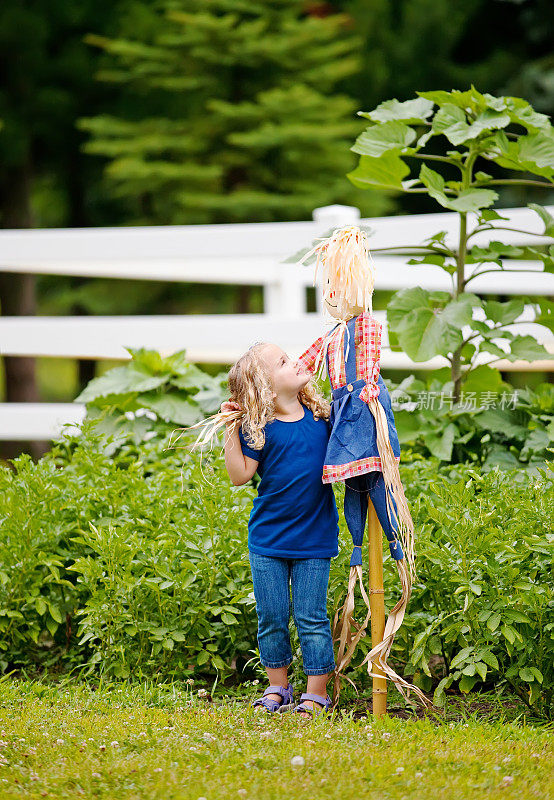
left=0, top=677, right=552, bottom=799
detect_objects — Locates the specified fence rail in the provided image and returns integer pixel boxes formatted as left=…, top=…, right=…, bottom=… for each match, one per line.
left=1, top=204, right=553, bottom=441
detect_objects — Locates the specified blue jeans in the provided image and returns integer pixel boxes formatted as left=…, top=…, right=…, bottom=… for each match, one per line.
left=248, top=551, right=336, bottom=676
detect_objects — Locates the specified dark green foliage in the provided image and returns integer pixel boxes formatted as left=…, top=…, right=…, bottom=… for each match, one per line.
left=0, top=418, right=257, bottom=681
left=0, top=0, right=127, bottom=228
left=395, top=459, right=554, bottom=718
left=391, top=376, right=554, bottom=467
left=343, top=0, right=553, bottom=130
left=0, top=420, right=552, bottom=715
left=78, top=0, right=390, bottom=223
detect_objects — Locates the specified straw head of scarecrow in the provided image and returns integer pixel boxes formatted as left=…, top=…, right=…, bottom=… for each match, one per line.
left=311, top=225, right=376, bottom=321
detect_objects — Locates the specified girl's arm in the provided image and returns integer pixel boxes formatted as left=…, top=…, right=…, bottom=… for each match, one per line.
left=296, top=334, right=325, bottom=375
left=359, top=312, right=381, bottom=403
left=221, top=401, right=259, bottom=486
left=224, top=424, right=258, bottom=485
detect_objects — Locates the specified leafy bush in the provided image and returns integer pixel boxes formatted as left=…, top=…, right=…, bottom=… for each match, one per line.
left=75, top=346, right=228, bottom=434
left=346, top=87, right=554, bottom=398
left=391, top=375, right=554, bottom=468
left=0, top=419, right=257, bottom=681
left=395, top=459, right=553, bottom=718
left=0, top=419, right=552, bottom=716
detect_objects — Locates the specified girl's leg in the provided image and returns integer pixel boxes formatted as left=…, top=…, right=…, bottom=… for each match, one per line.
left=291, top=557, right=335, bottom=714
left=248, top=551, right=293, bottom=705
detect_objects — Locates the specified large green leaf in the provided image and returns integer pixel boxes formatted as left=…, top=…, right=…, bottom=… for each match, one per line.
left=75, top=365, right=168, bottom=403
left=161, top=349, right=191, bottom=376
left=351, top=121, right=417, bottom=157
left=469, top=241, right=524, bottom=264
left=479, top=341, right=507, bottom=359
left=528, top=203, right=554, bottom=237
left=447, top=188, right=498, bottom=213
left=504, top=97, right=552, bottom=132
left=464, top=109, right=511, bottom=140
left=193, top=385, right=227, bottom=414
left=394, top=410, right=429, bottom=444
left=347, top=152, right=410, bottom=190
left=476, top=408, right=527, bottom=439
left=125, top=347, right=166, bottom=374
left=407, top=254, right=447, bottom=268
left=137, top=391, right=203, bottom=425
left=507, top=335, right=550, bottom=362
left=518, top=131, right=554, bottom=172
left=461, top=365, right=509, bottom=395
left=487, top=131, right=554, bottom=179
left=441, top=295, right=481, bottom=327
left=396, top=307, right=455, bottom=361
left=534, top=298, right=554, bottom=332
left=431, top=104, right=470, bottom=146
left=387, top=286, right=434, bottom=329
left=423, top=423, right=457, bottom=461
left=387, top=287, right=462, bottom=361
left=417, top=88, right=484, bottom=111
left=521, top=429, right=551, bottom=460
left=418, top=164, right=497, bottom=212
left=482, top=445, right=520, bottom=470
left=483, top=299, right=524, bottom=325
left=171, top=364, right=223, bottom=392
left=359, top=97, right=434, bottom=124
left=418, top=164, right=450, bottom=206
left=478, top=208, right=510, bottom=223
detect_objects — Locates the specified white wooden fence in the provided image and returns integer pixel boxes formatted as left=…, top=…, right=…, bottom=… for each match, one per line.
left=1, top=204, right=553, bottom=441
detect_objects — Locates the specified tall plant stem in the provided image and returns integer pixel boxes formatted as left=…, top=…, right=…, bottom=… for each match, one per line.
left=451, top=151, right=476, bottom=400
left=451, top=211, right=467, bottom=401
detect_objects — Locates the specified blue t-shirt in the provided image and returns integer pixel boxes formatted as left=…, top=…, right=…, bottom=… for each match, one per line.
left=238, top=405, right=339, bottom=558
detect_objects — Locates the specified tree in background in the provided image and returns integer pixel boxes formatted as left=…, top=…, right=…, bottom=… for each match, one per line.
left=341, top=0, right=554, bottom=212
left=0, top=0, right=124, bottom=460
left=78, top=0, right=390, bottom=224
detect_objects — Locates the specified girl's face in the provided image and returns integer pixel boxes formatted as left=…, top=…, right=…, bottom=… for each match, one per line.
left=260, top=344, right=310, bottom=399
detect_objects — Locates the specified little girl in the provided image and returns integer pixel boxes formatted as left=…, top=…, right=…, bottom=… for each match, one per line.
left=219, top=341, right=340, bottom=718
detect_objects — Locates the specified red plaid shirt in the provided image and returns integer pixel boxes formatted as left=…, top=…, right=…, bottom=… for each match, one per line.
left=297, top=313, right=396, bottom=482
left=297, top=312, right=381, bottom=400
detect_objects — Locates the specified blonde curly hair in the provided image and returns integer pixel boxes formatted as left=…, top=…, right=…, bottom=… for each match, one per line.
left=180, top=341, right=330, bottom=454
left=230, top=343, right=330, bottom=450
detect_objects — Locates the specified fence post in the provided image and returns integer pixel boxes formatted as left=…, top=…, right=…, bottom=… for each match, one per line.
left=264, top=205, right=361, bottom=316
left=312, top=204, right=361, bottom=227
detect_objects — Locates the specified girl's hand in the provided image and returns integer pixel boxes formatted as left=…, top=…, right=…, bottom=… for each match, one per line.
left=220, top=399, right=242, bottom=414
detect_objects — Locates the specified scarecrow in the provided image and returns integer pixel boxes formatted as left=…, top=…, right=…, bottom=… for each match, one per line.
left=295, top=225, right=428, bottom=707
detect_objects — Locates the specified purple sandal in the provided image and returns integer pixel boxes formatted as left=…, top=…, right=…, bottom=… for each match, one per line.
left=251, top=682, right=294, bottom=713
left=290, top=692, right=332, bottom=718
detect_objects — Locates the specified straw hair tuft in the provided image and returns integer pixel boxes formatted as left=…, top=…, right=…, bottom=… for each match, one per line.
left=298, top=225, right=376, bottom=319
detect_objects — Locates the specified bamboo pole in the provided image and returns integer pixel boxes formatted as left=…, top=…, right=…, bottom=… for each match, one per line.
left=368, top=500, right=387, bottom=717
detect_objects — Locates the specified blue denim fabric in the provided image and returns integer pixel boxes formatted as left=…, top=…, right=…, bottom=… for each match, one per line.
left=248, top=551, right=336, bottom=676
left=344, top=470, right=404, bottom=562
left=323, top=314, right=401, bottom=469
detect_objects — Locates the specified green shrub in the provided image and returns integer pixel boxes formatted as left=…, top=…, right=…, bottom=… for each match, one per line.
left=0, top=419, right=257, bottom=681
left=391, top=377, right=554, bottom=469
left=0, top=420, right=552, bottom=716
left=395, top=460, right=553, bottom=717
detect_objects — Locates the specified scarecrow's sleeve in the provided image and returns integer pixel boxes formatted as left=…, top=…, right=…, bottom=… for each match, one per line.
left=359, top=312, right=381, bottom=403
left=296, top=335, right=325, bottom=375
